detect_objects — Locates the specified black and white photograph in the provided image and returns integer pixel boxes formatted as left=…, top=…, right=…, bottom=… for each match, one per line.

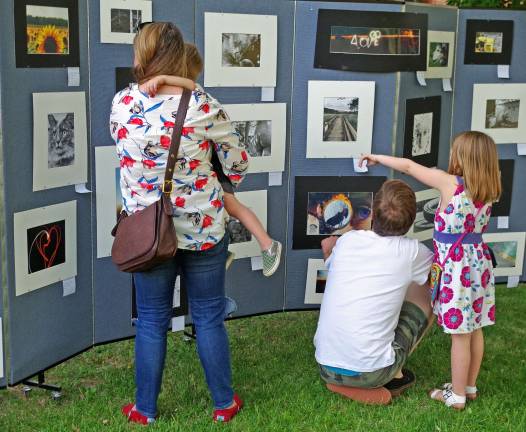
left=48, top=112, right=74, bottom=168
left=425, top=31, right=455, bottom=79
left=485, top=99, right=520, bottom=129
left=413, top=197, right=439, bottom=233
left=227, top=217, right=252, bottom=244
left=232, top=120, right=271, bottom=157
left=464, top=20, right=513, bottom=65
left=323, top=97, right=359, bottom=142
left=428, top=42, right=449, bottom=67
left=411, top=112, right=433, bottom=157
left=110, top=8, right=142, bottom=33
left=221, top=33, right=261, bottom=67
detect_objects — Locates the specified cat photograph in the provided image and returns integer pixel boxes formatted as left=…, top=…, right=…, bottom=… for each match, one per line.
left=48, top=112, right=75, bottom=168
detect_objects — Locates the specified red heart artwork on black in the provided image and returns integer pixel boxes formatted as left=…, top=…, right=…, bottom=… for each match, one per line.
left=27, top=220, right=66, bottom=274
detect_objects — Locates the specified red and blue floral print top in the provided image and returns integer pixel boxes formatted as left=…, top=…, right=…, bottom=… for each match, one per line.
left=110, top=84, right=248, bottom=251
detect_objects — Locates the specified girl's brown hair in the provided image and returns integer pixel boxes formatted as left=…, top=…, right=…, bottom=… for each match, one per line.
left=448, top=131, right=501, bottom=204
left=185, top=43, right=203, bottom=81
left=133, top=22, right=188, bottom=84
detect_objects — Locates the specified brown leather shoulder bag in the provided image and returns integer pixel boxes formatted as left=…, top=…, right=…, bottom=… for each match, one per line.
left=111, top=89, right=192, bottom=273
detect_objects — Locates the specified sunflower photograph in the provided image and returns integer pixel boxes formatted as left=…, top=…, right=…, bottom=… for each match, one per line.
left=26, top=5, right=69, bottom=55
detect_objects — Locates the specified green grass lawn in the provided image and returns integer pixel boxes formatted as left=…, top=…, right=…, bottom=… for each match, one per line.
left=1, top=285, right=525, bottom=431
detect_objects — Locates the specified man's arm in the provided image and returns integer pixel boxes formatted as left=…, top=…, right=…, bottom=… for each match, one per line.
left=321, top=236, right=338, bottom=261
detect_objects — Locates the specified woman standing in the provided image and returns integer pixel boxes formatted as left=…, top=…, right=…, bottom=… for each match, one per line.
left=109, top=22, right=248, bottom=424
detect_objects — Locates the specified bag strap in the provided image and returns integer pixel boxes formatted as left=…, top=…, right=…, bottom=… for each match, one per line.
left=438, top=205, right=485, bottom=267
left=162, top=88, right=192, bottom=194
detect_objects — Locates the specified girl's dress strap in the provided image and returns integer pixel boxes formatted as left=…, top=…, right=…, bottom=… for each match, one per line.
left=456, top=176, right=464, bottom=186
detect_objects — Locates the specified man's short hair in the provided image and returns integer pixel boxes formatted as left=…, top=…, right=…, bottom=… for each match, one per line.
left=372, top=180, right=417, bottom=237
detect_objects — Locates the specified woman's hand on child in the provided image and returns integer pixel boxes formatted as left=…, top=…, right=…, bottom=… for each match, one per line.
left=139, top=76, right=166, bottom=97
left=359, top=154, right=379, bottom=167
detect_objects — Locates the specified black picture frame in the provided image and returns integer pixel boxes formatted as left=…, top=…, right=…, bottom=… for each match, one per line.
left=293, top=176, right=386, bottom=250
left=403, top=96, right=441, bottom=168
left=115, top=67, right=135, bottom=93
left=492, top=159, right=514, bottom=217
left=15, top=0, right=80, bottom=68
left=314, top=9, right=428, bottom=73
left=464, top=19, right=514, bottom=65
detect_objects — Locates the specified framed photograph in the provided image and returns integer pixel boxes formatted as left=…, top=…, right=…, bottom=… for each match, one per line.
left=406, top=189, right=440, bottom=241
left=100, top=0, right=152, bottom=44
left=304, top=259, right=328, bottom=305
left=483, top=232, right=525, bottom=277
left=491, top=159, right=514, bottom=218
left=314, top=9, right=428, bottom=72
left=13, top=201, right=77, bottom=296
left=95, top=146, right=120, bottom=258
left=464, top=20, right=513, bottom=65
left=227, top=190, right=267, bottom=259
left=115, top=66, right=134, bottom=92
left=204, top=12, right=277, bottom=87
left=471, top=84, right=526, bottom=144
left=223, top=104, right=286, bottom=173
left=293, top=176, right=386, bottom=250
left=425, top=31, right=455, bottom=79
left=403, top=96, right=441, bottom=167
left=15, top=0, right=80, bottom=68
left=33, top=92, right=87, bottom=191
left=307, top=81, right=375, bottom=159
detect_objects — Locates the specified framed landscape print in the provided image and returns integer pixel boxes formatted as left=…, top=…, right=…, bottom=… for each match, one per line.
left=15, top=0, right=80, bottom=68
left=227, top=190, right=267, bottom=259
left=100, top=0, right=152, bottom=44
left=293, top=176, right=386, bottom=250
left=471, top=84, right=526, bottom=144
left=406, top=189, right=440, bottom=241
left=464, top=20, right=513, bottom=65
left=483, top=232, right=525, bottom=277
left=307, top=81, right=375, bottom=159
left=33, top=92, right=88, bottom=191
left=304, top=259, right=328, bottom=305
left=403, top=96, right=441, bottom=167
left=314, top=9, right=428, bottom=72
left=425, top=31, right=455, bottom=79
left=204, top=13, right=277, bottom=87
left=223, top=103, right=287, bottom=173
left=13, top=201, right=77, bottom=296
left=491, top=159, right=514, bottom=218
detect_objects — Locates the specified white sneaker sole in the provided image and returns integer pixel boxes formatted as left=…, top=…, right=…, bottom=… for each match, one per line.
left=263, top=241, right=282, bottom=277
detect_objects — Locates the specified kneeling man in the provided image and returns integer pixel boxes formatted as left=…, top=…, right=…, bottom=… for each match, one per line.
left=314, top=180, right=434, bottom=400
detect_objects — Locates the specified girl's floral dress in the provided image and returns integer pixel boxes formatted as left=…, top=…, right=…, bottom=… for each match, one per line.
left=433, top=177, right=495, bottom=334
left=110, top=84, right=248, bottom=251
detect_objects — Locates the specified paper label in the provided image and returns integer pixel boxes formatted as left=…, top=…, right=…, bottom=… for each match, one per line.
left=497, top=65, right=510, bottom=79
left=416, top=71, right=427, bottom=86
left=75, top=183, right=91, bottom=193
left=63, top=277, right=76, bottom=297
left=353, top=158, right=368, bottom=173
left=442, top=78, right=452, bottom=92
left=261, top=87, right=275, bottom=102
left=497, top=216, right=509, bottom=229
left=517, top=144, right=526, bottom=155
left=171, top=316, right=185, bottom=332
left=173, top=276, right=181, bottom=308
left=507, top=275, right=520, bottom=288
left=251, top=256, right=263, bottom=271
left=268, top=171, right=283, bottom=186
left=68, top=67, right=80, bottom=87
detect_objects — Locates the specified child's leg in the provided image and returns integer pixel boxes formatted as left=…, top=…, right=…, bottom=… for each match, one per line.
left=467, top=329, right=484, bottom=388
left=223, top=193, right=272, bottom=251
left=451, top=333, right=471, bottom=398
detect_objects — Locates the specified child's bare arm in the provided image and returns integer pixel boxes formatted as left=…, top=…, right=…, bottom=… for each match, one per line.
left=139, top=75, right=195, bottom=96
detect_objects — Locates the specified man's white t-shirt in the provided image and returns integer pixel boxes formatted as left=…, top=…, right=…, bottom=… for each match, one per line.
left=314, top=230, right=433, bottom=373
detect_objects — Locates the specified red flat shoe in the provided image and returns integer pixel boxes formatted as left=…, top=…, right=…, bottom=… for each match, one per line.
left=213, top=393, right=244, bottom=423
left=122, top=403, right=156, bottom=425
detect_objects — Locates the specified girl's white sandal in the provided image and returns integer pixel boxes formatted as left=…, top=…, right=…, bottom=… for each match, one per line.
left=443, top=382, right=477, bottom=400
left=429, top=388, right=466, bottom=409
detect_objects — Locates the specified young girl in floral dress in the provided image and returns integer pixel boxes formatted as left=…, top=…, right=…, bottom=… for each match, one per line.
left=360, top=131, right=501, bottom=409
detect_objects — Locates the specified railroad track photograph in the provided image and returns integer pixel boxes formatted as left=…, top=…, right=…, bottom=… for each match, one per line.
left=322, top=97, right=359, bottom=141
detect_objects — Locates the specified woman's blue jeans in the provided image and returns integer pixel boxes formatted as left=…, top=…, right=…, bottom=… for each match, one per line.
left=132, top=236, right=233, bottom=417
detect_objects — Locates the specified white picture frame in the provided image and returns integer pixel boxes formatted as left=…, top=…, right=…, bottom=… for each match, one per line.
left=483, top=232, right=525, bottom=277
left=424, top=31, right=455, bottom=79
left=223, top=103, right=286, bottom=173
left=406, top=189, right=441, bottom=241
left=227, top=190, right=267, bottom=259
left=33, top=92, right=87, bottom=191
left=306, top=81, right=375, bottom=159
left=471, top=84, right=526, bottom=144
left=100, top=0, right=152, bottom=44
left=204, top=12, right=277, bottom=87
left=14, top=201, right=77, bottom=296
left=304, top=259, right=328, bottom=305
left=95, top=146, right=120, bottom=258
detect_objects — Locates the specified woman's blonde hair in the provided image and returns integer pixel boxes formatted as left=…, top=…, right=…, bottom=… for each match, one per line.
left=448, top=131, right=501, bottom=204
left=185, top=43, right=203, bottom=81
left=133, top=22, right=188, bottom=84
